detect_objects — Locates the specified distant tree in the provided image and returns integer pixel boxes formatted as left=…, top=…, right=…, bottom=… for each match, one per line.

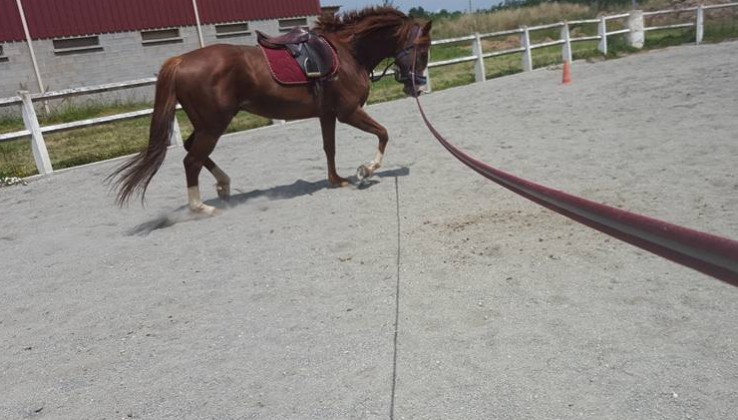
left=408, top=6, right=429, bottom=19
left=413, top=8, right=464, bottom=20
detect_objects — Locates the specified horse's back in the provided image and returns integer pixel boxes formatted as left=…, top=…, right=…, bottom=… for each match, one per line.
left=176, top=44, right=256, bottom=75
left=172, top=44, right=266, bottom=105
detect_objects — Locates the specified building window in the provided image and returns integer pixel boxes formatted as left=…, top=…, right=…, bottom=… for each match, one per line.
left=0, top=44, right=7, bottom=62
left=53, top=36, right=102, bottom=55
left=215, top=22, right=250, bottom=39
left=278, top=17, right=308, bottom=32
left=141, top=28, right=182, bottom=46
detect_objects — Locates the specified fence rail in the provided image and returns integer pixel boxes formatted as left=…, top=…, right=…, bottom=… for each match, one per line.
left=643, top=7, right=699, bottom=16
left=2, top=3, right=737, bottom=176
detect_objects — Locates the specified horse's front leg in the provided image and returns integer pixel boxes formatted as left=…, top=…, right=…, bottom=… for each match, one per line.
left=320, top=114, right=350, bottom=187
left=338, top=108, right=388, bottom=182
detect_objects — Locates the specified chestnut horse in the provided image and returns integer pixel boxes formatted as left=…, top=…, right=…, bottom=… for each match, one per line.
left=110, top=7, right=432, bottom=215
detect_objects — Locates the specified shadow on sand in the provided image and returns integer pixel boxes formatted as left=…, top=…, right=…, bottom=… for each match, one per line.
left=127, top=166, right=410, bottom=236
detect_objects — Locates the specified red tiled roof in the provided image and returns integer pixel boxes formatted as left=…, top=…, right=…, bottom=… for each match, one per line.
left=0, top=0, right=321, bottom=42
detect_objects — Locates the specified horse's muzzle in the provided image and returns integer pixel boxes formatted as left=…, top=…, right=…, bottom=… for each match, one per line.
left=401, top=73, right=427, bottom=97
left=403, top=82, right=426, bottom=97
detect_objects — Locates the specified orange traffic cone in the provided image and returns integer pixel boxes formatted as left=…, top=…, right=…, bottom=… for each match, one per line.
left=562, top=60, right=572, bottom=85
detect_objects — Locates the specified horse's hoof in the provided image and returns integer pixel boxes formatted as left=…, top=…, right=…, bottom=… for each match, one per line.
left=190, top=204, right=219, bottom=216
left=328, top=176, right=351, bottom=188
left=216, top=183, right=230, bottom=201
left=356, top=165, right=372, bottom=182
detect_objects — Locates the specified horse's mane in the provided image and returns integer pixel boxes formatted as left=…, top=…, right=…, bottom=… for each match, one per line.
left=315, top=6, right=413, bottom=41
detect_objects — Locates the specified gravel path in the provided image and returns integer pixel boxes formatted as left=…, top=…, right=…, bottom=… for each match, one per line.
left=1, top=41, right=737, bottom=419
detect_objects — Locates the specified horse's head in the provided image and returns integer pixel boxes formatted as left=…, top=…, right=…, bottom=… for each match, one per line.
left=393, top=21, right=432, bottom=97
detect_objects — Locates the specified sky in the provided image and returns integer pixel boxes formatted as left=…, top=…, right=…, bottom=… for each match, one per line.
left=329, top=1, right=504, bottom=13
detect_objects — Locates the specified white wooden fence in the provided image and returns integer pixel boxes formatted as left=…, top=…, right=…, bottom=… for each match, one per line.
left=419, top=2, right=736, bottom=87
left=0, top=78, right=182, bottom=176
left=1, top=3, right=736, bottom=176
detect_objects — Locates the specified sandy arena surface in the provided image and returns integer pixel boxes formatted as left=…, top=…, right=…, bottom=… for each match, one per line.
left=1, top=41, right=737, bottom=419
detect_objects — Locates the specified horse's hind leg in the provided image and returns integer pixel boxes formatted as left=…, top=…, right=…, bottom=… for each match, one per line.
left=338, top=108, right=388, bottom=182
left=192, top=149, right=231, bottom=200
left=205, top=160, right=231, bottom=200
left=184, top=133, right=231, bottom=201
left=183, top=129, right=228, bottom=215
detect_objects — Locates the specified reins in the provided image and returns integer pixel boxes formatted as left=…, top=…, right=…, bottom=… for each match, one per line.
left=410, top=47, right=738, bottom=286
left=370, top=59, right=396, bottom=83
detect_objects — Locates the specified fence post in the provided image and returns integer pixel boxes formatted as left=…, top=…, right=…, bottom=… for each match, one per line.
left=627, top=10, right=645, bottom=49
left=696, top=4, right=704, bottom=45
left=561, top=22, right=572, bottom=63
left=170, top=115, right=183, bottom=147
left=18, top=90, right=52, bottom=175
left=472, top=33, right=486, bottom=83
left=520, top=26, right=533, bottom=72
left=598, top=16, right=608, bottom=55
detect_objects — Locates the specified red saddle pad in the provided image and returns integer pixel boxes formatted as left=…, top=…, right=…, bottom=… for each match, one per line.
left=259, top=38, right=338, bottom=86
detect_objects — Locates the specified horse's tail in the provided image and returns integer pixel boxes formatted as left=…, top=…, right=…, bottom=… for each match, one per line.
left=108, top=56, right=182, bottom=206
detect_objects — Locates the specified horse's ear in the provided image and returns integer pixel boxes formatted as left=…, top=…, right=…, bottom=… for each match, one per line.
left=422, top=20, right=432, bottom=34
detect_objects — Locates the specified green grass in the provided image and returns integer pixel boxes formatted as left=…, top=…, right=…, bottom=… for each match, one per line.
left=2, top=17, right=737, bottom=179
left=704, top=21, right=738, bottom=42
left=0, top=114, right=26, bottom=134
left=0, top=103, right=270, bottom=178
left=644, top=29, right=696, bottom=49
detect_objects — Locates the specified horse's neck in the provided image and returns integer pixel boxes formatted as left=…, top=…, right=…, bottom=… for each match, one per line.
left=352, top=28, right=402, bottom=72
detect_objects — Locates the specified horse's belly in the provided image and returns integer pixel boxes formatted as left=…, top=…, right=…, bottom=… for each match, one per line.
left=239, top=92, right=318, bottom=120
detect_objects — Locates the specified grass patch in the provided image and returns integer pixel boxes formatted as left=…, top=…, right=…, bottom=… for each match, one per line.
left=703, top=19, right=738, bottom=42
left=0, top=104, right=271, bottom=178
left=0, top=139, right=33, bottom=179
left=0, top=114, right=26, bottom=134
left=644, top=28, right=696, bottom=49
left=368, top=77, right=406, bottom=104
left=430, top=63, right=477, bottom=91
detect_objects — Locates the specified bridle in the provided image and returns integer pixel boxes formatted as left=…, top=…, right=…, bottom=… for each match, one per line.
left=370, top=25, right=427, bottom=87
